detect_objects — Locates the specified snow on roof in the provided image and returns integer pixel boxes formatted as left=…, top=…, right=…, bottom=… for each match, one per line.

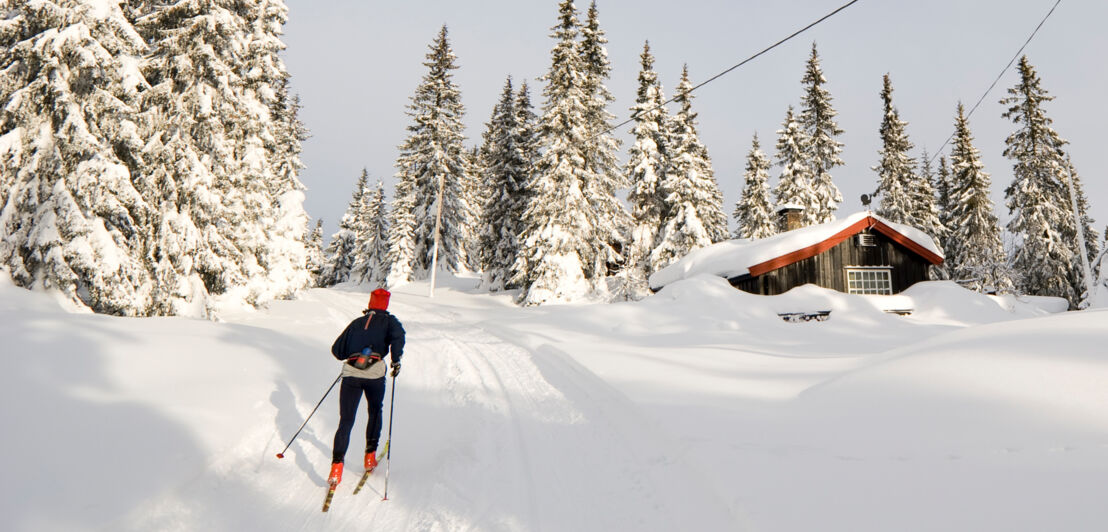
left=649, top=212, right=944, bottom=290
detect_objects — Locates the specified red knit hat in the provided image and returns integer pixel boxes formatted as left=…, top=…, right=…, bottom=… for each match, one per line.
left=368, top=288, right=391, bottom=311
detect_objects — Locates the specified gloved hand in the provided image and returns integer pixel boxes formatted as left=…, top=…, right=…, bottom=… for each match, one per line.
left=390, top=361, right=401, bottom=377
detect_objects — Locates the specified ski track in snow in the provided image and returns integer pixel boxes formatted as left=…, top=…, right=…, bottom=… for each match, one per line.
left=106, top=290, right=737, bottom=531
left=373, top=299, right=738, bottom=531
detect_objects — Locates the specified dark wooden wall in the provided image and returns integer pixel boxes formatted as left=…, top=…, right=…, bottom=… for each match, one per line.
left=729, top=230, right=932, bottom=295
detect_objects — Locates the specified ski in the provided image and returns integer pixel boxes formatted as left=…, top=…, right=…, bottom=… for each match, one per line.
left=322, top=483, right=337, bottom=512
left=352, top=441, right=390, bottom=495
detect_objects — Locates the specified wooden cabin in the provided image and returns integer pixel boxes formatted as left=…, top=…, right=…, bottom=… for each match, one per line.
left=649, top=212, right=944, bottom=296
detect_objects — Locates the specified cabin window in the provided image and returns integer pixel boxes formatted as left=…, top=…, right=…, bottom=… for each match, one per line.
left=845, top=268, right=892, bottom=295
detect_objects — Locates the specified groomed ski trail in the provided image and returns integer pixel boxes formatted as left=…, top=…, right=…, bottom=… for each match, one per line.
left=108, top=287, right=740, bottom=531
left=295, top=288, right=739, bottom=530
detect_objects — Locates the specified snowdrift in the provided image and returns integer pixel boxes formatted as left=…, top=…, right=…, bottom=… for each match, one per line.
left=2, top=274, right=1105, bottom=532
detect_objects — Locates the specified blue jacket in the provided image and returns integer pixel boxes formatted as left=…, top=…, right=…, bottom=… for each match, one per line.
left=331, top=310, right=405, bottom=365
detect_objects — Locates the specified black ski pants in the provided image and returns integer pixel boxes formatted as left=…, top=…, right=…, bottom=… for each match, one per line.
left=331, top=376, right=386, bottom=463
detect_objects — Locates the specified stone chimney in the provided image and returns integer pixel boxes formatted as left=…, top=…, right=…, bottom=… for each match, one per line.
left=776, top=205, right=804, bottom=232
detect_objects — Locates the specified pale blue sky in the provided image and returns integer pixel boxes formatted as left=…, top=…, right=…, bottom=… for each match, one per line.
left=282, top=0, right=1107, bottom=241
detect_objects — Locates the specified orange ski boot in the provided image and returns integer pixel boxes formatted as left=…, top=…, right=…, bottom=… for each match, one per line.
left=364, top=451, right=378, bottom=472
left=327, top=462, right=344, bottom=486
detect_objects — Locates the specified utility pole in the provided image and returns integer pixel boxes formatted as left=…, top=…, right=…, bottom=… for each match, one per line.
left=1064, top=157, right=1095, bottom=306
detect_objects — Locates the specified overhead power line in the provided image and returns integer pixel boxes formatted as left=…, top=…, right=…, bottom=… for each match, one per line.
left=600, top=0, right=861, bottom=138
left=926, top=0, right=1062, bottom=165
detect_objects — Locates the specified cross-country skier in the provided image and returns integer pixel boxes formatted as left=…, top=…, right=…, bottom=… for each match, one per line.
left=327, top=288, right=405, bottom=486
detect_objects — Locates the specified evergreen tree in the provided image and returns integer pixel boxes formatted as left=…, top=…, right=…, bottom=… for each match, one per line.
left=874, top=74, right=917, bottom=224
left=1001, top=56, right=1099, bottom=307
left=946, top=104, right=1012, bottom=293
left=917, top=151, right=948, bottom=278
left=305, top=219, right=325, bottom=286
left=0, top=0, right=306, bottom=316
left=137, top=0, right=308, bottom=313
left=474, top=101, right=496, bottom=271
left=931, top=153, right=957, bottom=280
left=135, top=0, right=237, bottom=314
left=459, top=145, right=483, bottom=273
left=512, top=0, right=595, bottom=305
left=578, top=1, right=628, bottom=281
left=352, top=180, right=390, bottom=285
left=872, top=74, right=944, bottom=239
left=0, top=0, right=153, bottom=315
left=248, top=0, right=310, bottom=300
left=477, top=77, right=531, bottom=290
left=515, top=81, right=540, bottom=179
left=934, top=154, right=954, bottom=246
left=734, top=134, right=777, bottom=240
left=318, top=171, right=367, bottom=286
left=623, top=41, right=671, bottom=293
left=772, top=106, right=818, bottom=226
left=384, top=172, right=417, bottom=288
left=386, top=25, right=470, bottom=284
left=651, top=65, right=727, bottom=271
left=798, top=43, right=844, bottom=223
left=504, top=79, right=540, bottom=288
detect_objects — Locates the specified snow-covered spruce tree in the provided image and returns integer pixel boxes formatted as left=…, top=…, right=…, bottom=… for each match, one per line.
left=461, top=145, right=484, bottom=273
left=384, top=173, right=416, bottom=288
left=675, top=65, right=727, bottom=243
left=132, top=1, right=217, bottom=315
left=934, top=154, right=954, bottom=249
left=772, top=106, right=819, bottom=226
left=734, top=134, right=777, bottom=240
left=946, top=103, right=1012, bottom=293
left=476, top=77, right=531, bottom=290
left=872, top=74, right=943, bottom=239
left=0, top=0, right=153, bottom=315
left=351, top=180, right=390, bottom=285
left=136, top=0, right=308, bottom=313
left=578, top=0, right=629, bottom=282
left=514, top=80, right=540, bottom=179
left=798, top=43, right=844, bottom=223
left=622, top=41, right=671, bottom=294
left=502, top=79, right=540, bottom=288
left=511, top=0, right=596, bottom=305
left=874, top=74, right=917, bottom=224
left=318, top=170, right=368, bottom=287
left=1001, top=56, right=1099, bottom=307
left=907, top=171, right=942, bottom=246
left=386, top=25, right=470, bottom=285
left=305, top=219, right=325, bottom=286
left=650, top=65, right=727, bottom=272
left=917, top=150, right=949, bottom=279
left=249, top=0, right=310, bottom=300
left=473, top=100, right=497, bottom=272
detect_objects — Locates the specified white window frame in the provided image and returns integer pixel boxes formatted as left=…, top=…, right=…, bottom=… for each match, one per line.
left=845, top=267, right=893, bottom=295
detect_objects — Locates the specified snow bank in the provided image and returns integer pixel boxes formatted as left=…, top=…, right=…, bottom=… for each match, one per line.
left=2, top=272, right=1105, bottom=532
left=651, top=276, right=1058, bottom=327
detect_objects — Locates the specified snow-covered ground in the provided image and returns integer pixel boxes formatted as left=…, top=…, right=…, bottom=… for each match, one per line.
left=2, top=274, right=1106, bottom=531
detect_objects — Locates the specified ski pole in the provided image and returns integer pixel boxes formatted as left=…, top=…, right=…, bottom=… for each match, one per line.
left=382, top=372, right=398, bottom=500
left=276, top=373, right=342, bottom=459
